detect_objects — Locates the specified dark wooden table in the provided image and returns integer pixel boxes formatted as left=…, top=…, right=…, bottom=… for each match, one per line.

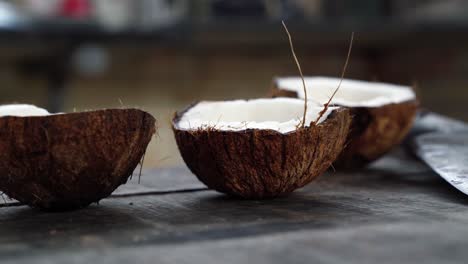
left=1, top=149, right=467, bottom=264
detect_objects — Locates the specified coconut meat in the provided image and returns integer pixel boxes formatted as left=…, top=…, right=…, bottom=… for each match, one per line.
left=0, top=104, right=50, bottom=117
left=276, top=77, right=416, bottom=108
left=175, top=98, right=336, bottom=133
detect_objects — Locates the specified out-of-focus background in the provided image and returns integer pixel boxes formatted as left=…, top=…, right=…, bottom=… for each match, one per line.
left=1, top=0, right=468, bottom=167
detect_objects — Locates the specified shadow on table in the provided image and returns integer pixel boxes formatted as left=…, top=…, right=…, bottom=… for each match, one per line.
left=0, top=205, right=151, bottom=249
left=361, top=167, right=468, bottom=205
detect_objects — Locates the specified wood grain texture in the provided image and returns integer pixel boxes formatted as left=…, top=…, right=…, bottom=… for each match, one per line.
left=1, top=150, right=468, bottom=264
left=0, top=167, right=207, bottom=207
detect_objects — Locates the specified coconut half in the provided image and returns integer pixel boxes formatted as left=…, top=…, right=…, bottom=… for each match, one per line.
left=0, top=104, right=156, bottom=211
left=271, top=77, right=419, bottom=168
left=173, top=98, right=351, bottom=198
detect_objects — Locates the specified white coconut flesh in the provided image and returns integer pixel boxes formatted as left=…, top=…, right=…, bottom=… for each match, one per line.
left=175, top=98, right=337, bottom=134
left=276, top=77, right=416, bottom=108
left=0, top=104, right=50, bottom=117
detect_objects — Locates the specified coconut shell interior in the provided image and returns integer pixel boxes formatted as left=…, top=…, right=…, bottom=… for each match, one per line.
left=270, top=79, right=418, bottom=169
left=0, top=109, right=156, bottom=211
left=173, top=105, right=351, bottom=199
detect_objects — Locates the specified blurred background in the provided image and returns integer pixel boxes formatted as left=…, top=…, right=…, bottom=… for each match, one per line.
left=1, top=0, right=468, bottom=167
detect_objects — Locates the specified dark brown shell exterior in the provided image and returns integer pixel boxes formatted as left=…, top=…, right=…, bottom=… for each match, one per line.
left=335, top=101, right=418, bottom=168
left=172, top=106, right=351, bottom=199
left=270, top=81, right=419, bottom=169
left=0, top=109, right=156, bottom=211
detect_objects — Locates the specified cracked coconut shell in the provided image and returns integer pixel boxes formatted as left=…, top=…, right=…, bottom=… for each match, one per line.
left=270, top=77, right=418, bottom=169
left=172, top=100, right=351, bottom=198
left=0, top=108, right=156, bottom=211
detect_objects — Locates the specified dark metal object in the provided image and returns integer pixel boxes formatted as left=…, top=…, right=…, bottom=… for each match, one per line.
left=407, top=111, right=468, bottom=137
left=406, top=111, right=468, bottom=195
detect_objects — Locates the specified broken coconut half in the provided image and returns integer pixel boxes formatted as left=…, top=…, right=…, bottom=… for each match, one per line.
left=271, top=77, right=419, bottom=168
left=172, top=98, right=351, bottom=198
left=0, top=104, right=156, bottom=211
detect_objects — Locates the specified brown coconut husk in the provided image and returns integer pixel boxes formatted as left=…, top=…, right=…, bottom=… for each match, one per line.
left=334, top=101, right=418, bottom=168
left=171, top=22, right=353, bottom=198
left=172, top=106, right=351, bottom=198
left=270, top=24, right=417, bottom=169
left=0, top=108, right=156, bottom=211
left=270, top=82, right=419, bottom=169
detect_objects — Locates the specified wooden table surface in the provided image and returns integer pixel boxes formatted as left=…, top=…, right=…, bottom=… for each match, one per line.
left=1, top=149, right=467, bottom=264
